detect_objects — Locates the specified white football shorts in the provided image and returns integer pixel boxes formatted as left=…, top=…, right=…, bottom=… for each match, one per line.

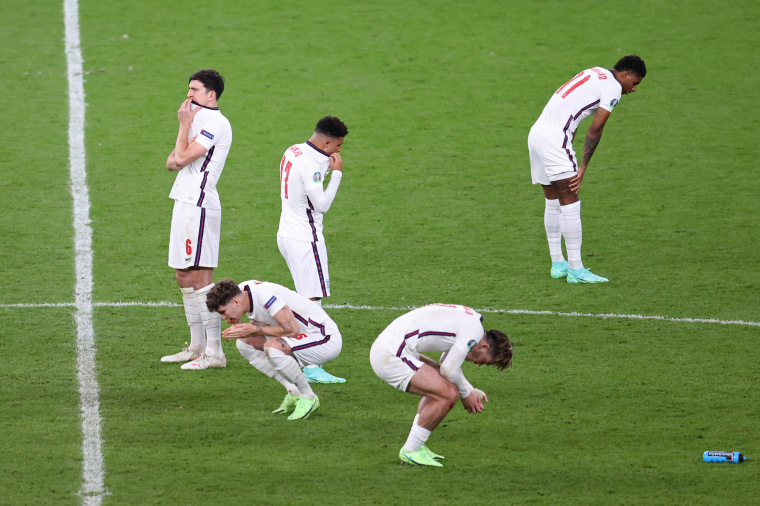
left=168, top=200, right=220, bottom=270
left=236, top=330, right=342, bottom=368
left=285, top=328, right=342, bottom=367
left=528, top=128, right=578, bottom=185
left=277, top=235, right=330, bottom=299
left=370, top=327, right=424, bottom=393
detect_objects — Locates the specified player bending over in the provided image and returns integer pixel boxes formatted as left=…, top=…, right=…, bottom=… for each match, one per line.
left=370, top=304, right=513, bottom=467
left=205, top=279, right=343, bottom=420
left=528, top=55, right=646, bottom=283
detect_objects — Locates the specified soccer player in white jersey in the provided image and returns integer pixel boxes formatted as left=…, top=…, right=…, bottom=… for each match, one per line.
left=205, top=279, right=343, bottom=420
left=370, top=304, right=513, bottom=467
left=161, top=69, right=233, bottom=369
left=528, top=55, right=646, bottom=283
left=277, top=116, right=348, bottom=384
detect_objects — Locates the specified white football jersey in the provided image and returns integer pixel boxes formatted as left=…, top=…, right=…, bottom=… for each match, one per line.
left=387, top=304, right=484, bottom=356
left=531, top=67, right=622, bottom=146
left=277, top=141, right=342, bottom=243
left=238, top=280, right=340, bottom=337
left=377, top=304, right=485, bottom=397
left=169, top=102, right=232, bottom=210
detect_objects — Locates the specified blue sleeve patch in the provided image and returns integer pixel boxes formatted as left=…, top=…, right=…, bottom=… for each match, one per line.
left=467, top=339, right=477, bottom=350
left=313, top=172, right=322, bottom=182
left=264, top=296, right=277, bottom=309
left=200, top=129, right=214, bottom=140
left=609, top=99, right=619, bottom=108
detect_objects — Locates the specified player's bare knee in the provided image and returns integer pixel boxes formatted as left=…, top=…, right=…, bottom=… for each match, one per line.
left=550, top=179, right=579, bottom=204
left=542, top=184, right=559, bottom=200
left=430, top=379, right=458, bottom=407
left=236, top=339, right=254, bottom=353
left=444, top=382, right=459, bottom=405
left=175, top=269, right=191, bottom=286
left=264, top=337, right=292, bottom=355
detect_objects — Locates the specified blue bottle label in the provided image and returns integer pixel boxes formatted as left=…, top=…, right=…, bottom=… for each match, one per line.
left=703, top=451, right=744, bottom=463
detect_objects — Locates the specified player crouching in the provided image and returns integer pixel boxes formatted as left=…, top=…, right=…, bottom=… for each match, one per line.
left=370, top=304, right=513, bottom=466
left=205, top=279, right=343, bottom=420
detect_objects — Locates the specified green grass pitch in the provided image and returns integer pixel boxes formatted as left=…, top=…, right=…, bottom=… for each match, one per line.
left=2, top=0, right=759, bottom=504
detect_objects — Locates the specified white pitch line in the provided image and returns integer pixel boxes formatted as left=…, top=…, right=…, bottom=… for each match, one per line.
left=3, top=301, right=759, bottom=327
left=64, top=0, right=106, bottom=503
left=323, top=304, right=760, bottom=327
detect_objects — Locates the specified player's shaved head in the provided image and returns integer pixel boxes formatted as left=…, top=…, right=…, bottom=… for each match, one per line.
left=315, top=116, right=349, bottom=139
left=205, top=278, right=241, bottom=313
left=614, top=55, right=647, bottom=79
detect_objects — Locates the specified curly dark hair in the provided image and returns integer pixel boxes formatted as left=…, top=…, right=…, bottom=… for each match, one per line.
left=315, top=116, right=349, bottom=139
left=205, top=278, right=241, bottom=313
left=485, top=329, right=513, bottom=371
left=189, top=69, right=225, bottom=99
left=614, top=55, right=647, bottom=79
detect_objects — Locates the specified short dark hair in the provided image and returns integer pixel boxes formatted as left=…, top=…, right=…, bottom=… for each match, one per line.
left=205, top=278, right=241, bottom=313
left=485, top=329, right=513, bottom=371
left=315, top=116, right=348, bottom=139
left=614, top=55, right=646, bottom=79
left=189, top=69, right=225, bottom=99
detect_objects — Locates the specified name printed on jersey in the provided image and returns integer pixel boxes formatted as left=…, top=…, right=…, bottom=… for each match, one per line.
left=591, top=67, right=608, bottom=80
left=426, top=303, right=476, bottom=316
left=289, top=145, right=303, bottom=157
left=200, top=129, right=214, bottom=140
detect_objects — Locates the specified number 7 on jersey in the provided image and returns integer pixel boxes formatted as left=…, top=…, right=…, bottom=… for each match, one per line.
left=280, top=155, right=292, bottom=199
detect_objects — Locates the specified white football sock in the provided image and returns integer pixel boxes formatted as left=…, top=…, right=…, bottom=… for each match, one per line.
left=561, top=200, right=583, bottom=270
left=181, top=287, right=205, bottom=353
left=266, top=347, right=315, bottom=399
left=544, top=198, right=565, bottom=263
left=196, top=283, right=223, bottom=357
left=236, top=341, right=298, bottom=395
left=403, top=421, right=431, bottom=453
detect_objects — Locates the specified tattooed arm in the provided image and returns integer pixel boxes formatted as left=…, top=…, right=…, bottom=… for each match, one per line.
left=570, top=108, right=611, bottom=193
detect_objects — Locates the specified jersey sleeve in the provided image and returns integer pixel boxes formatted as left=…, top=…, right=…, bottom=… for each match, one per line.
left=254, top=287, right=287, bottom=318
left=305, top=171, right=342, bottom=214
left=299, top=159, right=325, bottom=192
left=438, top=316, right=484, bottom=397
left=598, top=80, right=622, bottom=113
left=439, top=344, right=474, bottom=398
left=192, top=113, right=221, bottom=151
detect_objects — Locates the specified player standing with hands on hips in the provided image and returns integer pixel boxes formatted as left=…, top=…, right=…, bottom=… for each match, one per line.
left=370, top=304, right=513, bottom=467
left=161, top=69, right=232, bottom=369
left=528, top=55, right=646, bottom=283
left=277, top=116, right=348, bottom=383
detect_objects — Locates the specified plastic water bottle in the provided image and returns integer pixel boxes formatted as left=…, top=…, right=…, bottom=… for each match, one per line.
left=703, top=451, right=745, bottom=463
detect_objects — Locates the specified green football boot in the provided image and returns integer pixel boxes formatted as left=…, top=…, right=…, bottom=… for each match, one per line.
left=421, top=444, right=444, bottom=460
left=272, top=393, right=299, bottom=414
left=399, top=447, right=443, bottom=467
left=287, top=395, right=320, bottom=420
